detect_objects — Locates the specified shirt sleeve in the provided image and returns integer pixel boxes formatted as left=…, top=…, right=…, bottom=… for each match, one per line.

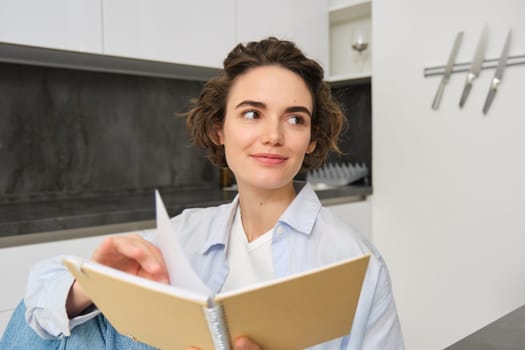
left=23, top=229, right=158, bottom=339
left=359, top=259, right=405, bottom=350
left=24, top=255, right=101, bottom=339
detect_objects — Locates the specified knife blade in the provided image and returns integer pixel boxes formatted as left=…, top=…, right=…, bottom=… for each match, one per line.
left=432, top=31, right=464, bottom=110
left=482, top=29, right=512, bottom=115
left=459, top=25, right=488, bottom=108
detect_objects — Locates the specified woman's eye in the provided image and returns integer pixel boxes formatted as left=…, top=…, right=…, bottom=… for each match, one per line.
left=288, top=115, right=305, bottom=125
left=242, top=110, right=259, bottom=119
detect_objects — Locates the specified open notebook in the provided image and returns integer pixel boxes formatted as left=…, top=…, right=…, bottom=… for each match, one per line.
left=63, top=191, right=370, bottom=350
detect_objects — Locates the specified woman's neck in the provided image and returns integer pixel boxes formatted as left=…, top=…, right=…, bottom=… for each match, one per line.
left=237, top=183, right=296, bottom=242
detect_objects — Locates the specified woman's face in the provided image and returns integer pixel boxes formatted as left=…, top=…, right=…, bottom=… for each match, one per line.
left=217, top=65, right=316, bottom=191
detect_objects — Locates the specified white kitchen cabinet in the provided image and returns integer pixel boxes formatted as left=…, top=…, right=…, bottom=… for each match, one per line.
left=0, top=1, right=329, bottom=77
left=327, top=0, right=371, bottom=81
left=0, top=0, right=103, bottom=53
left=236, top=0, right=329, bottom=72
left=102, top=0, right=236, bottom=68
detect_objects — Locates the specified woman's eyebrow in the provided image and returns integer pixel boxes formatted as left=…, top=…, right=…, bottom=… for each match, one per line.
left=285, top=106, right=312, bottom=117
left=235, top=100, right=266, bottom=109
left=235, top=100, right=312, bottom=117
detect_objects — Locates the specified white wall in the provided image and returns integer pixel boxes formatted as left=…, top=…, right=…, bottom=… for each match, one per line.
left=372, top=0, right=525, bottom=349
left=327, top=199, right=371, bottom=240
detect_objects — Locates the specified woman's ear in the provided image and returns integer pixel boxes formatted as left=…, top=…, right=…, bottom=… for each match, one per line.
left=214, top=121, right=224, bottom=145
left=307, top=125, right=319, bottom=154
left=306, top=140, right=316, bottom=154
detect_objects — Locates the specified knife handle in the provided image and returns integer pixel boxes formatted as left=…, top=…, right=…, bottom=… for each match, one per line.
left=432, top=80, right=446, bottom=110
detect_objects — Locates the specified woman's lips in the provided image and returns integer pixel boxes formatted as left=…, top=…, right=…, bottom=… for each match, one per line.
left=251, top=153, right=288, bottom=165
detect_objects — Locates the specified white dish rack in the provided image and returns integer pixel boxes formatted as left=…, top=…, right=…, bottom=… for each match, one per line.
left=306, top=162, right=368, bottom=189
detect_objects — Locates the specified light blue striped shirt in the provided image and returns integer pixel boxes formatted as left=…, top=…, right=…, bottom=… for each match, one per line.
left=25, top=182, right=404, bottom=349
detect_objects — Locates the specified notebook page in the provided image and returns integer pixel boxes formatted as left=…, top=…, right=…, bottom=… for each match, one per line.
left=155, top=190, right=211, bottom=296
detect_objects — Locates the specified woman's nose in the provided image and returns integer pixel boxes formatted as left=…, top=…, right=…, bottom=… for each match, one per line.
left=261, top=118, right=283, bottom=146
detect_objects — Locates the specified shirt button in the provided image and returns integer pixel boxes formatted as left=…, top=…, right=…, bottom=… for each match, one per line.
left=276, top=226, right=284, bottom=235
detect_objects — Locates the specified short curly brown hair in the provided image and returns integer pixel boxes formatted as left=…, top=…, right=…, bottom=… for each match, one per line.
left=186, top=37, right=346, bottom=172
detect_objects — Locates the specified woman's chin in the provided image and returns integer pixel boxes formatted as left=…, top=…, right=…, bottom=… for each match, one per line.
left=239, top=177, right=295, bottom=191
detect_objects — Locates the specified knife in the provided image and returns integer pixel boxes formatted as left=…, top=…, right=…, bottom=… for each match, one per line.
left=459, top=26, right=488, bottom=108
left=482, top=29, right=512, bottom=115
left=432, top=31, right=464, bottom=110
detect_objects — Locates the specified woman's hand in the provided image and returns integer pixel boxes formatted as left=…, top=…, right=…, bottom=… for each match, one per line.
left=187, top=336, right=262, bottom=350
left=67, top=234, right=170, bottom=318
left=91, top=234, right=170, bottom=284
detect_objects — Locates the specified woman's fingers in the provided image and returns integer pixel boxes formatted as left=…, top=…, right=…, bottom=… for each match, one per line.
left=91, top=234, right=170, bottom=284
left=234, top=337, right=262, bottom=350
left=111, top=235, right=163, bottom=272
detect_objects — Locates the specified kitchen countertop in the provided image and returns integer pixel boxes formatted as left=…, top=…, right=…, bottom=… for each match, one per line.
left=444, top=304, right=525, bottom=350
left=0, top=184, right=371, bottom=248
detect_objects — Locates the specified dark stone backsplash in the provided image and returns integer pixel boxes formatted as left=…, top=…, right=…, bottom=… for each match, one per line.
left=0, top=61, right=372, bottom=238
left=0, top=62, right=218, bottom=202
left=329, top=83, right=372, bottom=182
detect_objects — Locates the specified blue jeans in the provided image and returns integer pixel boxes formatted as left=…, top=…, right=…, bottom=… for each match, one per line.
left=0, top=300, right=157, bottom=350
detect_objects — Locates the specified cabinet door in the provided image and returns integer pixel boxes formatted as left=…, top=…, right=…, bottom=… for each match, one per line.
left=103, top=0, right=236, bottom=68
left=236, top=0, right=329, bottom=71
left=0, top=0, right=102, bottom=53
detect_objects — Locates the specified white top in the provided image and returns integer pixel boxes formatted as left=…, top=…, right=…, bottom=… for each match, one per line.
left=221, top=206, right=274, bottom=292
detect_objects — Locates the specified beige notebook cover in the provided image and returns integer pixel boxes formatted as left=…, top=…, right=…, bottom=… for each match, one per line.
left=64, top=253, right=369, bottom=350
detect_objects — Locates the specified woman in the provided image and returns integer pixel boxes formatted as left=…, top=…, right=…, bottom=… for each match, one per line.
left=1, top=38, right=404, bottom=349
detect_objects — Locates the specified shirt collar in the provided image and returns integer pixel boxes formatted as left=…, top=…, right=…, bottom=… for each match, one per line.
left=200, top=181, right=321, bottom=253
left=279, top=181, right=321, bottom=235
left=200, top=195, right=239, bottom=254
